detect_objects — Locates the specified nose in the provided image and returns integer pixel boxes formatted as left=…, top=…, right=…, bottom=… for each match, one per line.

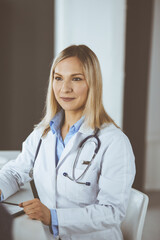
left=61, top=80, right=72, bottom=93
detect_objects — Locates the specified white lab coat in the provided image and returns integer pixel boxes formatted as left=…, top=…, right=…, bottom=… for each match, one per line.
left=0, top=123, right=135, bottom=240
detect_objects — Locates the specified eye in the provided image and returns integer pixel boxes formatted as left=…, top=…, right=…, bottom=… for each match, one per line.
left=72, top=77, right=82, bottom=81
left=54, top=76, right=62, bottom=81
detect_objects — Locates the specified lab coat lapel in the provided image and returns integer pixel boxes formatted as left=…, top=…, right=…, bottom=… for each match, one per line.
left=43, top=130, right=56, bottom=171
left=56, top=133, right=77, bottom=169
left=41, top=131, right=57, bottom=207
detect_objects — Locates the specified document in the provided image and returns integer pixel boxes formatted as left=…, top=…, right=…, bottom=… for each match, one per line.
left=1, top=202, right=24, bottom=217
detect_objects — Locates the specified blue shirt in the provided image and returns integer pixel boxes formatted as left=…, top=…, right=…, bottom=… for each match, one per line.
left=49, top=110, right=84, bottom=236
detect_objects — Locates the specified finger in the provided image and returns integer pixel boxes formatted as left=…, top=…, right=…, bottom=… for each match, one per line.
left=24, top=206, right=40, bottom=216
left=19, top=198, right=39, bottom=207
left=23, top=203, right=42, bottom=214
left=23, top=200, right=44, bottom=214
left=27, top=212, right=41, bottom=221
left=27, top=208, right=45, bottom=221
left=23, top=202, right=42, bottom=215
left=25, top=204, right=51, bottom=225
left=19, top=200, right=33, bottom=208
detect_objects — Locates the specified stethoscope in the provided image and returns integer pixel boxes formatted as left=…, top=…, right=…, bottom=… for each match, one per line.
left=63, top=128, right=101, bottom=186
left=29, top=128, right=101, bottom=198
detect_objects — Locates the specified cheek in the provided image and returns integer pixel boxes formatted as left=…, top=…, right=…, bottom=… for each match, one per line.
left=77, top=84, right=88, bottom=100
left=53, top=82, right=59, bottom=95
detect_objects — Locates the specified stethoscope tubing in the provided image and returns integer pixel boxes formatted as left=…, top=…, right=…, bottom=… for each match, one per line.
left=30, top=128, right=101, bottom=196
left=64, top=128, right=101, bottom=186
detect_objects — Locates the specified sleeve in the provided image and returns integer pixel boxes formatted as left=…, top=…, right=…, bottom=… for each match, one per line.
left=0, top=128, right=43, bottom=200
left=50, top=209, right=59, bottom=236
left=56, top=133, right=136, bottom=236
left=0, top=192, right=4, bottom=201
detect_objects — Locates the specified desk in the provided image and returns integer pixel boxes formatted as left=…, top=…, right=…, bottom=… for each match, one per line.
left=5, top=183, right=54, bottom=240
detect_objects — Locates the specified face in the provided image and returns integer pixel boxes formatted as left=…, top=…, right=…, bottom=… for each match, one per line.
left=53, top=57, right=88, bottom=114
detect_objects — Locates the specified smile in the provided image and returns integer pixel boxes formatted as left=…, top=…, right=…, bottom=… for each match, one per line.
left=60, top=97, right=75, bottom=102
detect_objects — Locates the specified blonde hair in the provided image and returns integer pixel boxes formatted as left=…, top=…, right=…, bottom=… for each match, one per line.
left=36, top=45, right=118, bottom=136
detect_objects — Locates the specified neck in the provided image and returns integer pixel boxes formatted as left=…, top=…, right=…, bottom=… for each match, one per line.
left=63, top=111, right=83, bottom=130
left=61, top=110, right=83, bottom=141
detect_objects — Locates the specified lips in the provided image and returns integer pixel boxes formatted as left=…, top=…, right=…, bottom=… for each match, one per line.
left=60, top=97, right=75, bottom=102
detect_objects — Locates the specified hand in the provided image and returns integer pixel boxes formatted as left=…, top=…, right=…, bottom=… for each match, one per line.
left=0, top=189, right=1, bottom=198
left=19, top=199, right=51, bottom=226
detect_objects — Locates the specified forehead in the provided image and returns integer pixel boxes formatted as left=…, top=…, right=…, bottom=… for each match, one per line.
left=54, top=57, right=84, bottom=74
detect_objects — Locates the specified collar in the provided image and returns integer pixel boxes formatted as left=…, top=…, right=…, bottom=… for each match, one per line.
left=78, top=123, right=95, bottom=135
left=49, top=110, right=64, bottom=134
left=49, top=110, right=85, bottom=135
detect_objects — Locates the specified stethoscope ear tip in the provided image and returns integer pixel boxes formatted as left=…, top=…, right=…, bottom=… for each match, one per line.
left=85, top=182, right=91, bottom=186
left=63, top=172, right=68, bottom=177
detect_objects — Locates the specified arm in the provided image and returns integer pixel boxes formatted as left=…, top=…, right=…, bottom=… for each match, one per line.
left=0, top=128, right=42, bottom=200
left=56, top=134, right=136, bottom=236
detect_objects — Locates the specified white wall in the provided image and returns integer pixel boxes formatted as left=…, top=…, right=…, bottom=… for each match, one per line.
left=54, top=0, right=126, bottom=127
left=144, top=0, right=160, bottom=190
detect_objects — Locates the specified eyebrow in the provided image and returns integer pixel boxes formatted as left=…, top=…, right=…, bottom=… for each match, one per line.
left=54, top=72, right=84, bottom=77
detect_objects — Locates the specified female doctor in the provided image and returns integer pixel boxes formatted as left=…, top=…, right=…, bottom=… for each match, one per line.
left=0, top=45, right=135, bottom=240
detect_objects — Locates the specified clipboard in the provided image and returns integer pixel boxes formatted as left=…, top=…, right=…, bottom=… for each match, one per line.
left=0, top=202, right=25, bottom=217
left=0, top=182, right=34, bottom=218
left=1, top=202, right=24, bottom=218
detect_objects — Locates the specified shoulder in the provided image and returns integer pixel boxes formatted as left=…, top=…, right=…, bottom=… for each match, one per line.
left=99, top=124, right=135, bottom=175
left=99, top=123, right=134, bottom=152
left=100, top=123, right=126, bottom=139
left=23, top=126, right=44, bottom=146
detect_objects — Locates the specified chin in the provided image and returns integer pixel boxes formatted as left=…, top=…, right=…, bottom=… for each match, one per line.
left=62, top=107, right=76, bottom=112
left=60, top=103, right=76, bottom=111
left=59, top=104, right=81, bottom=112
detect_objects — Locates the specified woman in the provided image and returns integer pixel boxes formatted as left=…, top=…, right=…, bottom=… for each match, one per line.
left=0, top=45, right=135, bottom=240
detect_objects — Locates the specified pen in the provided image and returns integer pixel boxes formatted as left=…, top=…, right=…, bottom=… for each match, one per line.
left=1, top=201, right=19, bottom=206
